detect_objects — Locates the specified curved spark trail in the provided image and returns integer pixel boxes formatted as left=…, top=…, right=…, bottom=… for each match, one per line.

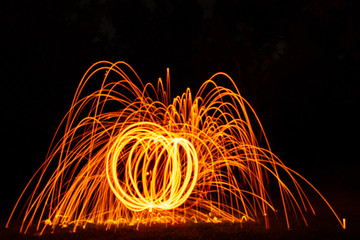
left=7, top=61, right=345, bottom=234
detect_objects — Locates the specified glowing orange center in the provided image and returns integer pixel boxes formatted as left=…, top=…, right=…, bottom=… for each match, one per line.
left=106, top=122, right=199, bottom=212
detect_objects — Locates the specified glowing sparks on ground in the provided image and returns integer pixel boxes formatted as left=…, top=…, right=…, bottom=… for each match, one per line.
left=7, top=61, right=346, bottom=234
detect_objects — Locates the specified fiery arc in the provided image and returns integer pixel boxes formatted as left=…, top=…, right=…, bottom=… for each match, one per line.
left=106, top=122, right=199, bottom=212
left=7, top=61, right=345, bottom=234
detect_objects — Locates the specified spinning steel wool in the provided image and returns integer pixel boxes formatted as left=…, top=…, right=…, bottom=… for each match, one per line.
left=7, top=61, right=345, bottom=234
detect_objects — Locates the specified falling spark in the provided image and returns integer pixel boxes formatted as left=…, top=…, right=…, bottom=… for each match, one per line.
left=6, top=61, right=345, bottom=234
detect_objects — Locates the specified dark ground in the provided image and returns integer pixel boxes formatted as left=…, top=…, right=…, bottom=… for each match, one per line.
left=0, top=223, right=356, bottom=240
left=2, top=187, right=359, bottom=239
left=1, top=191, right=359, bottom=240
left=1, top=0, right=359, bottom=239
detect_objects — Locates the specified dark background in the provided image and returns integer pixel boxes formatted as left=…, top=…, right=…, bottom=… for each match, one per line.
left=1, top=0, right=359, bottom=233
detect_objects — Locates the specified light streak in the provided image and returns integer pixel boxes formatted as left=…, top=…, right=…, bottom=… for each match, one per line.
left=6, top=61, right=346, bottom=234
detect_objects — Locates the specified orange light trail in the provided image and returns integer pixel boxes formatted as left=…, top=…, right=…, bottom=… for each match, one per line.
left=7, top=61, right=346, bottom=234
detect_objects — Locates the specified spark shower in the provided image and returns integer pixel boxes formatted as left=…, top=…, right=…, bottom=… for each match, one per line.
left=7, top=61, right=345, bottom=234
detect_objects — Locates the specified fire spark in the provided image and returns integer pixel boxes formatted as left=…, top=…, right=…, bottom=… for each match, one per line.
left=7, top=61, right=345, bottom=234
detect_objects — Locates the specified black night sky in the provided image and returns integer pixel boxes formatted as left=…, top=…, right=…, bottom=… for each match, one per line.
left=1, top=0, right=359, bottom=238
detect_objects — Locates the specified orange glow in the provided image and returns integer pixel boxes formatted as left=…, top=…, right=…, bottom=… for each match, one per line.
left=6, top=61, right=345, bottom=234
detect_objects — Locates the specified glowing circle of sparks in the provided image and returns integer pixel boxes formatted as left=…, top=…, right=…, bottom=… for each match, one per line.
left=6, top=61, right=346, bottom=234
left=106, top=122, right=199, bottom=212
